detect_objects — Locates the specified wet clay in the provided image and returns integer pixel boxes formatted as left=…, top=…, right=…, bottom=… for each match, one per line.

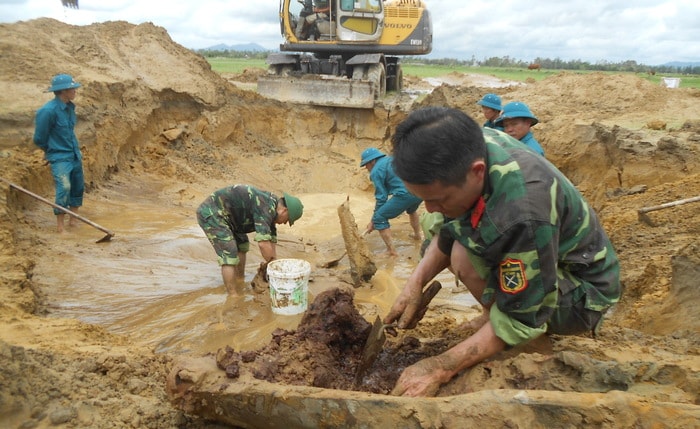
left=215, top=288, right=455, bottom=394
left=338, top=198, right=376, bottom=286
left=213, top=282, right=700, bottom=400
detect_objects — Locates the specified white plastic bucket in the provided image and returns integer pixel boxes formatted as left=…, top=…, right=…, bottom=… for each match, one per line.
left=267, top=259, right=311, bottom=315
left=661, top=77, right=681, bottom=88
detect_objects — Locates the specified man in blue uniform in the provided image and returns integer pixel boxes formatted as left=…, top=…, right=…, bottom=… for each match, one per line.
left=494, top=101, right=545, bottom=156
left=476, top=93, right=503, bottom=130
left=361, top=147, right=422, bottom=256
left=33, top=74, right=84, bottom=233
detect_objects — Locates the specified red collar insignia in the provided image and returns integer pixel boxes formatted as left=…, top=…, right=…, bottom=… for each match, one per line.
left=471, top=196, right=486, bottom=229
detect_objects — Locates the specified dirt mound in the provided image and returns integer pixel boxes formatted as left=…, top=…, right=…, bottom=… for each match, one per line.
left=0, top=19, right=231, bottom=114
left=216, top=288, right=376, bottom=390
left=225, top=67, right=267, bottom=83
left=213, top=287, right=464, bottom=395
left=1, top=18, right=699, bottom=428
left=205, top=281, right=699, bottom=402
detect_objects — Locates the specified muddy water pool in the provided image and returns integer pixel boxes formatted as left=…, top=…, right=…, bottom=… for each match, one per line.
left=27, top=178, right=476, bottom=355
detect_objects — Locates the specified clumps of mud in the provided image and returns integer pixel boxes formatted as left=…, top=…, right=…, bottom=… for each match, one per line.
left=215, top=288, right=454, bottom=393
left=213, top=287, right=689, bottom=399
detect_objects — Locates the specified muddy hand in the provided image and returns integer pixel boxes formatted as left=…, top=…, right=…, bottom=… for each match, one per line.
left=390, top=355, right=448, bottom=397
left=383, top=285, right=422, bottom=328
left=395, top=281, right=442, bottom=329
left=258, top=261, right=269, bottom=282
left=383, top=322, right=398, bottom=337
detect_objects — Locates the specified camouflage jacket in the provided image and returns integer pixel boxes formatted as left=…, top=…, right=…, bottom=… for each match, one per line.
left=200, top=185, right=278, bottom=243
left=439, top=128, right=620, bottom=345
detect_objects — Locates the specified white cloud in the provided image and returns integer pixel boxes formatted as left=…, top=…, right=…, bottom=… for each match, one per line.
left=1, top=0, right=698, bottom=65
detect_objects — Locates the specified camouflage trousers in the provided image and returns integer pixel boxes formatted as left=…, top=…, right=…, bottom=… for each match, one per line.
left=196, top=198, right=250, bottom=266
left=547, top=277, right=607, bottom=337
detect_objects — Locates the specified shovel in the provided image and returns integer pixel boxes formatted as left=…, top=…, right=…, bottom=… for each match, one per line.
left=1, top=177, right=115, bottom=243
left=318, top=250, right=346, bottom=268
left=319, top=229, right=369, bottom=268
left=354, top=280, right=443, bottom=385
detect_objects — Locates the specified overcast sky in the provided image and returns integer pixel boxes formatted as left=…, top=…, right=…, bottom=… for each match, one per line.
left=1, top=0, right=698, bottom=65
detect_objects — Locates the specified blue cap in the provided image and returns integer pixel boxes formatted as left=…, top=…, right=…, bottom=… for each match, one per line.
left=360, top=147, right=386, bottom=167
left=494, top=101, right=539, bottom=126
left=46, top=74, right=81, bottom=92
left=476, top=93, right=502, bottom=111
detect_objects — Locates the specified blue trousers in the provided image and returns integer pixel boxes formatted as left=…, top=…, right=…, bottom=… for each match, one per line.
left=372, top=193, right=422, bottom=230
left=50, top=158, right=84, bottom=215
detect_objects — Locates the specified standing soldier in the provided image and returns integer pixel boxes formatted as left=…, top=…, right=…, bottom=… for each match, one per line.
left=495, top=101, right=545, bottom=156
left=476, top=93, right=503, bottom=130
left=33, top=73, right=85, bottom=233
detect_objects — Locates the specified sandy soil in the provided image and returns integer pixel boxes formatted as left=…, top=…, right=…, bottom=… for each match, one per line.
left=1, top=18, right=699, bottom=429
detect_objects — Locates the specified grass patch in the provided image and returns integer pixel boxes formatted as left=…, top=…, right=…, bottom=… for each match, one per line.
left=400, top=64, right=556, bottom=82
left=204, top=57, right=700, bottom=89
left=207, top=57, right=267, bottom=74
left=402, top=63, right=700, bottom=88
left=646, top=74, right=700, bottom=89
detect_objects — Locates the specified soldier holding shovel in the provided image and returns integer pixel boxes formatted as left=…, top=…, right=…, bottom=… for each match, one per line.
left=385, top=107, right=621, bottom=397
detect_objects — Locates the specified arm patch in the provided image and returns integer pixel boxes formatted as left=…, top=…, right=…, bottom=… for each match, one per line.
left=499, top=258, right=528, bottom=294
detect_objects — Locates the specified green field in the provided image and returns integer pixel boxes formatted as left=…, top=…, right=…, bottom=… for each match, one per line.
left=400, top=64, right=700, bottom=88
left=207, top=57, right=267, bottom=74
left=205, top=57, right=700, bottom=89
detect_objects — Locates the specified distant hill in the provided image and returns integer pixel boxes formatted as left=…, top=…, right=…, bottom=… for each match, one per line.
left=661, top=61, right=700, bottom=68
left=202, top=43, right=268, bottom=52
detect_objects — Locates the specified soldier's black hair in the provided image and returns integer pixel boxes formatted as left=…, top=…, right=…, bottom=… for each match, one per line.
left=391, top=107, right=486, bottom=186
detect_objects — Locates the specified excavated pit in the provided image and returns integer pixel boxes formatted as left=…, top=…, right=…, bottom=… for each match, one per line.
left=1, top=18, right=699, bottom=429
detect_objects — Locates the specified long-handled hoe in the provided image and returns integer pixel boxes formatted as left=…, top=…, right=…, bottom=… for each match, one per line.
left=1, top=177, right=114, bottom=243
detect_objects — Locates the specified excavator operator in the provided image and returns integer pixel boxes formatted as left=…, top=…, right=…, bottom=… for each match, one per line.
left=313, top=0, right=330, bottom=13
left=295, top=0, right=333, bottom=40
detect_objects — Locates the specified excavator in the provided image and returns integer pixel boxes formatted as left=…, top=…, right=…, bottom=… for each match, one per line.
left=258, top=0, right=433, bottom=108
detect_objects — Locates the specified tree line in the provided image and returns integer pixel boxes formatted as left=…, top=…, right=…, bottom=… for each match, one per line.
left=195, top=49, right=698, bottom=75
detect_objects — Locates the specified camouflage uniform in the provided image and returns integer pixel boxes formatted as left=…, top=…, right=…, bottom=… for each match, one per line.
left=196, top=185, right=279, bottom=266
left=438, top=128, right=621, bottom=346
left=418, top=211, right=445, bottom=257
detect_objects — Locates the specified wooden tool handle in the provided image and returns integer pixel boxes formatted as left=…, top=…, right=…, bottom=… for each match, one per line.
left=638, top=195, right=700, bottom=214
left=408, top=281, right=442, bottom=328
left=1, top=176, right=114, bottom=237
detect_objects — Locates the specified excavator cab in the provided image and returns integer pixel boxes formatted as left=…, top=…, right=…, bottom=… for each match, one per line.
left=286, top=0, right=384, bottom=43
left=336, top=0, right=383, bottom=41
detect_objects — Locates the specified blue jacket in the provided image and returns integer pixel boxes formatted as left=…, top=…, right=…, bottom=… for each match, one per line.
left=483, top=120, right=503, bottom=131
left=370, top=156, right=411, bottom=208
left=520, top=131, right=545, bottom=156
left=33, top=97, right=82, bottom=163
